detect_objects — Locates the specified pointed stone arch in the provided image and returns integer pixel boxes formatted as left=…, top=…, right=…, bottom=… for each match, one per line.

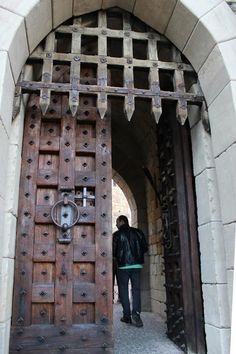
left=0, top=1, right=235, bottom=353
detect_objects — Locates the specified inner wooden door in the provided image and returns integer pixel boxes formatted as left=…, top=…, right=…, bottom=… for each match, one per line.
left=10, top=92, right=112, bottom=353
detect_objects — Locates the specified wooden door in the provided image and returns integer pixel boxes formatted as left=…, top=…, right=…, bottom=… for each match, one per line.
left=10, top=92, right=112, bottom=353
left=157, top=108, right=206, bottom=353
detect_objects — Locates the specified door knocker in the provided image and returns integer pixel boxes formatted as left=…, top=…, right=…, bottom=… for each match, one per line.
left=51, top=194, right=80, bottom=243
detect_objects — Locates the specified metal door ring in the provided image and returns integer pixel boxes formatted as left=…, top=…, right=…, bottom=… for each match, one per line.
left=51, top=199, right=80, bottom=229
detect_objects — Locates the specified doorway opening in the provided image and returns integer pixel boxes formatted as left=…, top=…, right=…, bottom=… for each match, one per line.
left=11, top=7, right=206, bottom=353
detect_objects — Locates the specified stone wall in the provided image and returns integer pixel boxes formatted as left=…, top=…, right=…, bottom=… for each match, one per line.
left=0, top=1, right=236, bottom=353
left=112, top=180, right=132, bottom=232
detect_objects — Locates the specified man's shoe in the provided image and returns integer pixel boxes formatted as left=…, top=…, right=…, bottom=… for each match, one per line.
left=120, top=316, right=132, bottom=324
left=132, top=312, right=143, bottom=327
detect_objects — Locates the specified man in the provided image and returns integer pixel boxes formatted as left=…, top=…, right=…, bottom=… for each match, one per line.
left=113, top=215, right=148, bottom=327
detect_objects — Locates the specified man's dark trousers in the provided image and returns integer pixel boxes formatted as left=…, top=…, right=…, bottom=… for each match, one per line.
left=118, top=268, right=141, bottom=317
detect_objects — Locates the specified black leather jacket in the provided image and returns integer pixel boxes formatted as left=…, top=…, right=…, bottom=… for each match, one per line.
left=113, top=224, right=148, bottom=267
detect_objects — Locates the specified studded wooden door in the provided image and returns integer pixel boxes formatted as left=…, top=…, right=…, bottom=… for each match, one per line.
left=157, top=109, right=206, bottom=353
left=10, top=92, right=112, bottom=353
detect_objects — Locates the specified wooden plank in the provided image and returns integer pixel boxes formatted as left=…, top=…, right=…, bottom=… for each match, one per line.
left=174, top=69, right=188, bottom=125
left=30, top=50, right=195, bottom=72
left=74, top=244, right=96, bottom=262
left=12, top=95, right=41, bottom=327
left=33, top=243, right=55, bottom=262
left=56, top=23, right=165, bottom=42
left=10, top=324, right=112, bottom=352
left=97, top=11, right=108, bottom=119
left=40, top=33, right=54, bottom=115
left=75, top=171, right=96, bottom=187
left=180, top=123, right=207, bottom=353
left=58, top=99, right=76, bottom=190
left=73, top=283, right=96, bottom=302
left=19, top=80, right=204, bottom=103
left=95, top=104, right=112, bottom=323
left=148, top=35, right=162, bottom=123
left=32, top=284, right=54, bottom=303
left=172, top=48, right=188, bottom=125
left=69, top=17, right=81, bottom=116
left=123, top=12, right=135, bottom=121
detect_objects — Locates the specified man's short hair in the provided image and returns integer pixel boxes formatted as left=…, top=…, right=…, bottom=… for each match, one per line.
left=117, top=215, right=129, bottom=225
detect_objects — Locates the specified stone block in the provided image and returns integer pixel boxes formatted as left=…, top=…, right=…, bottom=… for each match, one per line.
left=0, top=258, right=14, bottom=322
left=209, top=82, right=236, bottom=158
left=0, top=196, right=4, bottom=259
left=151, top=289, right=166, bottom=303
left=25, top=0, right=52, bottom=53
left=195, top=168, right=221, bottom=226
left=226, top=269, right=233, bottom=316
left=166, top=0, right=222, bottom=51
left=0, top=319, right=10, bottom=354
left=191, top=120, right=214, bottom=176
left=2, top=213, right=17, bottom=259
left=199, top=40, right=236, bottom=106
left=10, top=101, right=25, bottom=149
left=1, top=0, right=53, bottom=53
left=133, top=0, right=177, bottom=34
left=183, top=2, right=236, bottom=72
left=198, top=222, right=227, bottom=284
left=102, top=0, right=117, bottom=10
left=205, top=324, right=231, bottom=354
left=202, top=284, right=230, bottom=328
left=151, top=299, right=161, bottom=313
left=0, top=120, right=9, bottom=200
left=0, top=7, right=28, bottom=81
left=52, top=0, right=73, bottom=28
left=215, top=143, right=236, bottom=224
left=223, top=223, right=235, bottom=271
left=103, top=0, right=136, bottom=12
left=74, top=0, right=102, bottom=16
left=0, top=51, right=15, bottom=135
left=5, top=144, right=21, bottom=217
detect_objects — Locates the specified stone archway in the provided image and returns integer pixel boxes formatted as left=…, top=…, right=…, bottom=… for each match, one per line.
left=0, top=1, right=235, bottom=353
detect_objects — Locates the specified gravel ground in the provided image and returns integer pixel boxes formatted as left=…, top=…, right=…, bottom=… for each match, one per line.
left=113, top=303, right=184, bottom=354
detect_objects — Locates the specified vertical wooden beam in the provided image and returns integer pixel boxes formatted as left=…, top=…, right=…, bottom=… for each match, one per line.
left=12, top=96, right=41, bottom=327
left=55, top=98, right=76, bottom=325
left=172, top=48, right=188, bottom=125
left=40, top=33, right=54, bottom=115
left=97, top=11, right=108, bottom=119
left=148, top=32, right=162, bottom=123
left=95, top=106, right=112, bottom=327
left=123, top=12, right=135, bottom=121
left=70, top=17, right=81, bottom=116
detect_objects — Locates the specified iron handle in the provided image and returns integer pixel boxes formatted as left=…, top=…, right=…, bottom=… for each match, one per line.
left=50, top=198, right=80, bottom=230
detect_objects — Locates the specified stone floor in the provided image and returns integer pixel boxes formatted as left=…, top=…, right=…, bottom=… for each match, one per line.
left=113, top=304, right=184, bottom=354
